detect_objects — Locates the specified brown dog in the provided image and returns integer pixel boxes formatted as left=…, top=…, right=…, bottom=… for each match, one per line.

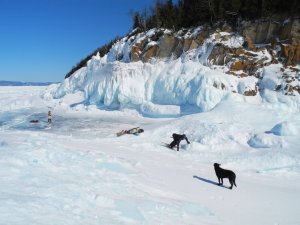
left=214, top=163, right=237, bottom=189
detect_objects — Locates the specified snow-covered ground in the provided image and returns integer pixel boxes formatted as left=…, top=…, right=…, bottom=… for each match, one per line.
left=0, top=86, right=300, bottom=225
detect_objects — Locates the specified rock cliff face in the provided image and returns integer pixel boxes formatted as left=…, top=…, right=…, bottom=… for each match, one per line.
left=126, top=18, right=300, bottom=66
left=108, top=18, right=299, bottom=96
left=240, top=18, right=300, bottom=66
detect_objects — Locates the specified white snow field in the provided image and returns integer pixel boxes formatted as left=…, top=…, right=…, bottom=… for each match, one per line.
left=0, top=85, right=300, bottom=225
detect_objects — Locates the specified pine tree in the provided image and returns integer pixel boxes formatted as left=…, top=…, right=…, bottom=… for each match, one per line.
left=132, top=12, right=142, bottom=29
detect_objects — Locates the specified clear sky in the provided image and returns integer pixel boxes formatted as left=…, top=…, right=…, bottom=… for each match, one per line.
left=0, top=0, right=155, bottom=82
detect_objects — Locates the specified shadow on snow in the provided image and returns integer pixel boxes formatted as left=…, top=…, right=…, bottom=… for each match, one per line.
left=193, top=175, right=230, bottom=189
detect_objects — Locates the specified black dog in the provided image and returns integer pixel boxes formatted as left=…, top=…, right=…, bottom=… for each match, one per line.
left=169, top=133, right=190, bottom=151
left=214, top=163, right=237, bottom=189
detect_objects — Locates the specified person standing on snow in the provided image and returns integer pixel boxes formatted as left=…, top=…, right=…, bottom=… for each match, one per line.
left=48, top=111, right=52, bottom=125
left=169, top=133, right=190, bottom=151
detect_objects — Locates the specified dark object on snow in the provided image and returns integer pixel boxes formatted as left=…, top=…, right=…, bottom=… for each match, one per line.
left=169, top=133, right=190, bottom=151
left=214, top=163, right=237, bottom=189
left=117, top=127, right=144, bottom=136
left=48, top=111, right=52, bottom=124
left=30, top=120, right=39, bottom=123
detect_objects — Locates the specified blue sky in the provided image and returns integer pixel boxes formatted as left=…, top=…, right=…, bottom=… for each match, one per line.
left=0, top=0, right=155, bottom=82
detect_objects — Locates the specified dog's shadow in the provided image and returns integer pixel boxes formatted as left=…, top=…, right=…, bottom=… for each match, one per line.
left=193, top=175, right=230, bottom=189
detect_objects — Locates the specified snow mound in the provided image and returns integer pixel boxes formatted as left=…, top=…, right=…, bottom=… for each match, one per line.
left=270, top=121, right=299, bottom=136
left=247, top=133, right=283, bottom=148
left=140, top=102, right=180, bottom=117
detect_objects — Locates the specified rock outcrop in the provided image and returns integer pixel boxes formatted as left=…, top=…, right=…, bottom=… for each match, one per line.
left=280, top=44, right=300, bottom=66
left=157, top=35, right=179, bottom=58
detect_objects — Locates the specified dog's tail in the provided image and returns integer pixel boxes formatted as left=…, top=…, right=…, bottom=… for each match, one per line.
left=233, top=174, right=237, bottom=187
